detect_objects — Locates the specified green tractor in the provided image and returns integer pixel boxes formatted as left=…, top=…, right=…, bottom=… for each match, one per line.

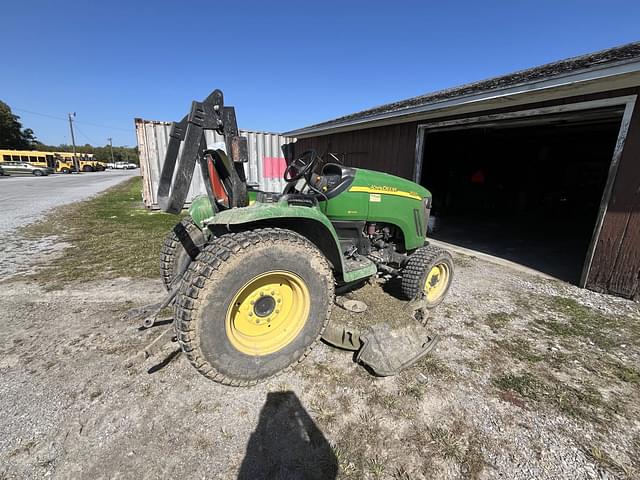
left=152, top=90, right=454, bottom=386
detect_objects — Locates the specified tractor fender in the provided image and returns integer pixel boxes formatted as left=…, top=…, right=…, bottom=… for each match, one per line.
left=193, top=196, right=346, bottom=273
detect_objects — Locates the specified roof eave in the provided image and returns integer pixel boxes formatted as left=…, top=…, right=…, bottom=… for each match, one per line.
left=285, top=57, right=640, bottom=138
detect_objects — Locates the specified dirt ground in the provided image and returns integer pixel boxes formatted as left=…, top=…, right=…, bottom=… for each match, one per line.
left=1, top=242, right=639, bottom=479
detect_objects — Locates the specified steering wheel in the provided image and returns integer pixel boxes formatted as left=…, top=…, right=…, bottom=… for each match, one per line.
left=283, top=149, right=319, bottom=183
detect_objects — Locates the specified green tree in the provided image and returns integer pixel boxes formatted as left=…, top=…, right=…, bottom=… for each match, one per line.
left=33, top=142, right=139, bottom=164
left=0, top=101, right=37, bottom=148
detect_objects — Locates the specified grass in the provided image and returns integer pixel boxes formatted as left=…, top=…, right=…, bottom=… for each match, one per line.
left=584, top=445, right=636, bottom=479
left=494, top=372, right=543, bottom=400
left=610, top=364, right=640, bottom=384
left=495, top=337, right=543, bottom=363
left=531, top=295, right=638, bottom=349
left=428, top=426, right=463, bottom=461
left=22, top=177, right=182, bottom=285
left=493, top=371, right=610, bottom=422
left=485, top=311, right=515, bottom=331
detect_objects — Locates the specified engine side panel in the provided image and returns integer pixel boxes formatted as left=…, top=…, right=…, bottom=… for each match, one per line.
left=321, top=169, right=431, bottom=251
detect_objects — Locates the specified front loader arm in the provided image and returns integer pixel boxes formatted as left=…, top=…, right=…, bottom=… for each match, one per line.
left=157, top=89, right=249, bottom=214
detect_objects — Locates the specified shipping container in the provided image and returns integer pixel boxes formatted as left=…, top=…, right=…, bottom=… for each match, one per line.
left=135, top=118, right=295, bottom=209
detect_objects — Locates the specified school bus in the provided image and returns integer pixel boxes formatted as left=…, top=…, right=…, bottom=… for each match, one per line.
left=56, top=152, right=104, bottom=172
left=53, top=155, right=76, bottom=173
left=0, top=149, right=56, bottom=173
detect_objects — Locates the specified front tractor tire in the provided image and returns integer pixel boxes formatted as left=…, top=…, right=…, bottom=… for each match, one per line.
left=174, top=228, right=334, bottom=386
left=159, top=217, right=206, bottom=291
left=401, top=244, right=454, bottom=308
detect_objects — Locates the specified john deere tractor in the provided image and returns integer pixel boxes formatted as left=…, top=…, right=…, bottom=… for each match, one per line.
left=153, top=90, right=453, bottom=386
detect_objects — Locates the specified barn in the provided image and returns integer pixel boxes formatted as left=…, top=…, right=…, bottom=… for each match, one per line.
left=285, top=42, right=640, bottom=299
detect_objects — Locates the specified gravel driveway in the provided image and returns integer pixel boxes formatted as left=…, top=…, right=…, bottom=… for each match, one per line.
left=0, top=170, right=137, bottom=279
left=1, top=255, right=638, bottom=479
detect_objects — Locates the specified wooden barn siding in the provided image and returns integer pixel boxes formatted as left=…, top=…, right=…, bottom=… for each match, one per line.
left=295, top=87, right=640, bottom=298
left=294, top=121, right=420, bottom=179
left=587, top=91, right=640, bottom=299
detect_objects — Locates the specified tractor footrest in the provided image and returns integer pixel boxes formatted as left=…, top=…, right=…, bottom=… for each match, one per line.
left=355, top=323, right=439, bottom=377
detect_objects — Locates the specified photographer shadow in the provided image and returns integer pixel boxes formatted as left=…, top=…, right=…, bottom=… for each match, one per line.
left=238, top=391, right=338, bottom=480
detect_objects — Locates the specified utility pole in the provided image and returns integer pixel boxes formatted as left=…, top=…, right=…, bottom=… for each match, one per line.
left=108, top=137, right=115, bottom=165
left=68, top=112, right=79, bottom=173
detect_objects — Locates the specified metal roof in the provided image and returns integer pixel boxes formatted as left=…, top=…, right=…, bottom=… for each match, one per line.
left=286, top=41, right=640, bottom=137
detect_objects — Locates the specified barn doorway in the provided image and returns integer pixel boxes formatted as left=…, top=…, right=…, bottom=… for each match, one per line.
left=417, top=105, right=625, bottom=284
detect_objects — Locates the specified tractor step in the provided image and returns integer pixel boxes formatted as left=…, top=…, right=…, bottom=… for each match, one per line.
left=342, top=256, right=377, bottom=283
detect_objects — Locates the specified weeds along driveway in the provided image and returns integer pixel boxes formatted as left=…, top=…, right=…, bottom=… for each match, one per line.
left=1, top=178, right=639, bottom=479
left=0, top=170, right=138, bottom=280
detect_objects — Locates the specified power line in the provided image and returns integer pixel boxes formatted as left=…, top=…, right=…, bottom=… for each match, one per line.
left=13, top=107, right=132, bottom=133
left=73, top=124, right=99, bottom=145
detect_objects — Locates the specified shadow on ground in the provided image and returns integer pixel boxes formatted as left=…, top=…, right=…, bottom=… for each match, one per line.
left=238, top=391, right=337, bottom=480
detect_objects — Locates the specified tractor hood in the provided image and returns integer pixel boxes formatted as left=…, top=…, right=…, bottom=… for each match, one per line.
left=349, top=168, right=431, bottom=201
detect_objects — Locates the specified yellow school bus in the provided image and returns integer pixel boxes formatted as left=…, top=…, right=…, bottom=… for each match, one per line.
left=56, top=152, right=104, bottom=172
left=0, top=149, right=56, bottom=173
left=53, top=156, right=75, bottom=173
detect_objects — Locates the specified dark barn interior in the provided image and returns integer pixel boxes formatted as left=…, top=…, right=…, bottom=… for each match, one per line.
left=419, top=108, right=623, bottom=283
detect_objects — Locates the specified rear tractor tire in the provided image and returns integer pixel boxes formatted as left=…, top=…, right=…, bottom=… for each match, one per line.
left=174, top=228, right=334, bottom=386
left=159, top=216, right=206, bottom=291
left=401, top=244, right=454, bottom=308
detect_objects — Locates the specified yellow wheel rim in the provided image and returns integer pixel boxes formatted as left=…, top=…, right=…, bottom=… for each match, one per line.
left=225, top=271, right=310, bottom=356
left=424, top=263, right=450, bottom=302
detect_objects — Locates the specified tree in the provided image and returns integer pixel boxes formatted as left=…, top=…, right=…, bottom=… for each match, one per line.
left=33, top=142, right=139, bottom=164
left=0, top=101, right=37, bottom=149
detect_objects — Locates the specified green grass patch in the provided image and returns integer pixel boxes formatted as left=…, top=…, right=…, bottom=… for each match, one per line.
left=531, top=295, right=639, bottom=349
left=494, top=371, right=609, bottom=422
left=485, top=311, right=515, bottom=331
left=609, top=363, right=640, bottom=384
left=23, top=177, right=182, bottom=285
left=494, top=372, right=543, bottom=400
left=495, top=337, right=543, bottom=363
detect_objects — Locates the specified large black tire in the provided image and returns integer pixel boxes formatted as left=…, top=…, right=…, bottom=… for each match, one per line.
left=33, top=170, right=43, bottom=176
left=159, top=217, right=206, bottom=291
left=174, top=228, right=334, bottom=386
left=401, top=244, right=454, bottom=307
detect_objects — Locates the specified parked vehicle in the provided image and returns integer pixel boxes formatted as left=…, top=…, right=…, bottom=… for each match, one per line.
left=147, top=89, right=454, bottom=386
left=114, top=161, right=138, bottom=170
left=106, top=162, right=116, bottom=169
left=78, top=160, right=97, bottom=172
left=0, top=165, right=8, bottom=176
left=55, top=152, right=101, bottom=172
left=0, top=149, right=56, bottom=174
left=55, top=159, right=76, bottom=174
left=0, top=161, right=50, bottom=176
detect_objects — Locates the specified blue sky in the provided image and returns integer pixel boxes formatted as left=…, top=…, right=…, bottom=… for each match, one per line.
left=2, top=0, right=639, bottom=146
